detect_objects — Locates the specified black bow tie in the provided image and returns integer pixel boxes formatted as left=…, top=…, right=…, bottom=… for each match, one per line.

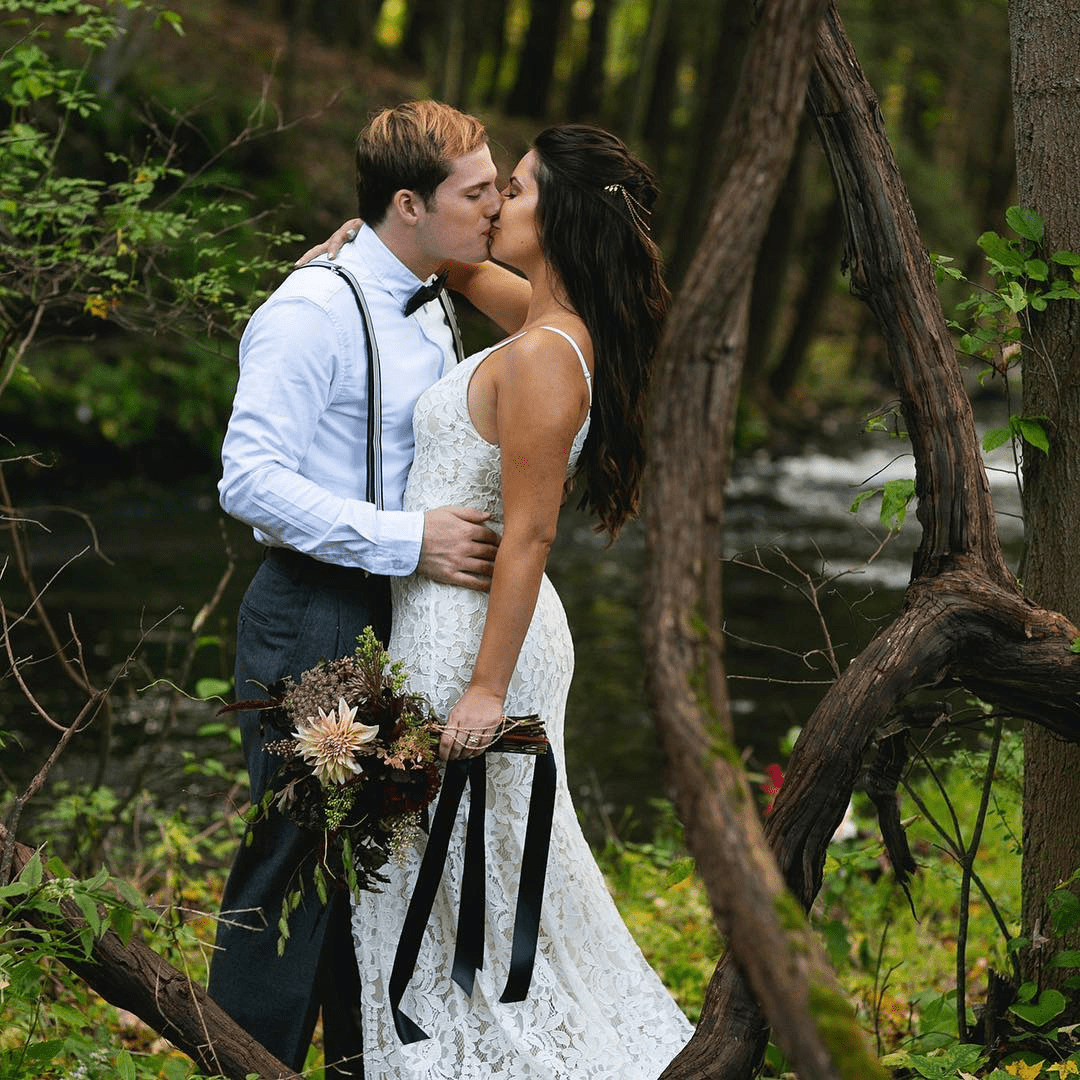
left=403, top=271, right=448, bottom=316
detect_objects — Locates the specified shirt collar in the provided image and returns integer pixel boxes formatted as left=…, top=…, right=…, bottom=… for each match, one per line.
left=338, top=224, right=430, bottom=310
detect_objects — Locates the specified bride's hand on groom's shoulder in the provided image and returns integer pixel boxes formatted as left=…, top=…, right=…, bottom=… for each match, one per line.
left=294, top=218, right=364, bottom=266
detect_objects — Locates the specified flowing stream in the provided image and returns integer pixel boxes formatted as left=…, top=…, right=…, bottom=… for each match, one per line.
left=7, top=432, right=1023, bottom=843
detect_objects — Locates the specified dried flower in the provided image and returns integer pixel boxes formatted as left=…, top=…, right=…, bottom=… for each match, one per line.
left=220, top=627, right=547, bottom=945
left=294, top=696, right=380, bottom=785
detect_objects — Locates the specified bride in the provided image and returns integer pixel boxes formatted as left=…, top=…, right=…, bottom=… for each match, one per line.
left=338, top=124, right=694, bottom=1078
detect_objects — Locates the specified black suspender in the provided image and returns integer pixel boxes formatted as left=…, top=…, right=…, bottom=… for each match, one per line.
left=325, top=264, right=383, bottom=508
left=295, top=261, right=464, bottom=510
left=438, top=289, right=463, bottom=364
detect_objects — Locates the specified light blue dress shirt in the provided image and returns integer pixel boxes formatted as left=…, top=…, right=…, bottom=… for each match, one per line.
left=219, top=225, right=457, bottom=576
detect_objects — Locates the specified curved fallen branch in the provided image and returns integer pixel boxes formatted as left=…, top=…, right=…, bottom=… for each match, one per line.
left=0, top=824, right=297, bottom=1080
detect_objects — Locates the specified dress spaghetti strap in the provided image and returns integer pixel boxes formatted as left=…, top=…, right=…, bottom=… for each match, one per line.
left=537, top=325, right=592, bottom=402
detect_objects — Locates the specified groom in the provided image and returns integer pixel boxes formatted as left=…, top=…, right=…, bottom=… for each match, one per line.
left=209, top=101, right=503, bottom=1078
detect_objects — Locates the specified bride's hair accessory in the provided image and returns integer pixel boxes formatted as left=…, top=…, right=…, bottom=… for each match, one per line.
left=603, top=182, right=653, bottom=238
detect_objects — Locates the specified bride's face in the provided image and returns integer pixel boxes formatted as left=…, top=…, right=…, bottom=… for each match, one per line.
left=488, top=149, right=541, bottom=270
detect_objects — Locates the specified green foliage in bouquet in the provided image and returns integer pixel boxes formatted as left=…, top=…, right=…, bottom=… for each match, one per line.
left=232, top=626, right=548, bottom=950
left=242, top=628, right=442, bottom=945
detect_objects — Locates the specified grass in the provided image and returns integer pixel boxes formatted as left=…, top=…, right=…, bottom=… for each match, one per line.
left=0, top=728, right=1036, bottom=1078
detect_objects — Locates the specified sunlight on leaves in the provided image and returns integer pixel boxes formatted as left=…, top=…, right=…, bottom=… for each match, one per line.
left=1004, top=1062, right=1045, bottom=1080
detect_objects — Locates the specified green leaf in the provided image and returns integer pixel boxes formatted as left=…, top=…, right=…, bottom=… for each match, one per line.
left=930, top=252, right=963, bottom=282
left=1051, top=949, right=1080, bottom=968
left=1015, top=417, right=1050, bottom=455
left=1023, top=258, right=1049, bottom=281
left=1007, top=205, right=1045, bottom=242
left=880, top=478, right=916, bottom=530
left=158, top=10, right=186, bottom=35
left=1009, top=986, right=1067, bottom=1026
left=1049, top=887, right=1080, bottom=934
left=110, top=904, right=134, bottom=946
left=982, top=427, right=1012, bottom=453
left=1071, top=637, right=1080, bottom=654
left=1051, top=249, right=1080, bottom=266
left=19, top=850, right=45, bottom=889
left=18, top=1039, right=66, bottom=1066
left=74, top=892, right=104, bottom=937
left=194, top=677, right=232, bottom=700
left=978, top=230, right=1025, bottom=270
left=0, top=880, right=33, bottom=903
left=664, top=857, right=696, bottom=887
left=907, top=1044, right=985, bottom=1079
left=1046, top=280, right=1080, bottom=300
left=116, top=1049, right=137, bottom=1080
left=1002, top=280, right=1029, bottom=313
left=849, top=489, right=878, bottom=514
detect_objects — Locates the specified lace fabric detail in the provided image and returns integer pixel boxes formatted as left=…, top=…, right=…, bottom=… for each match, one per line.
left=352, top=343, right=694, bottom=1078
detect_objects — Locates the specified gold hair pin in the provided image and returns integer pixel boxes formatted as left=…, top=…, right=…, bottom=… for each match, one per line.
left=603, top=183, right=652, bottom=236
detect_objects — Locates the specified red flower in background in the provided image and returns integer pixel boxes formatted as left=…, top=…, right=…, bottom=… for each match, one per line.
left=761, top=763, right=785, bottom=814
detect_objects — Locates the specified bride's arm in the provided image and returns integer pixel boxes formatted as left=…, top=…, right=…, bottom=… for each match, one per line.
left=293, top=219, right=362, bottom=266
left=439, top=334, right=588, bottom=761
left=440, top=259, right=531, bottom=334
left=292, top=220, right=532, bottom=334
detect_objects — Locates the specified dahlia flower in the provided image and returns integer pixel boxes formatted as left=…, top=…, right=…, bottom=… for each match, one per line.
left=293, top=697, right=380, bottom=786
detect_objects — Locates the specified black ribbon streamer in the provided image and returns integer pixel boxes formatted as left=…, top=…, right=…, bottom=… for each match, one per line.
left=451, top=757, right=487, bottom=995
left=500, top=749, right=557, bottom=1002
left=388, top=749, right=557, bottom=1043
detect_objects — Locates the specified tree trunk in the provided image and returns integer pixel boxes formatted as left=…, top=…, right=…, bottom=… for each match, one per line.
left=645, top=1, right=887, bottom=1077
left=627, top=0, right=673, bottom=144
left=480, top=0, right=512, bottom=106
left=766, top=195, right=844, bottom=404
left=438, top=0, right=469, bottom=105
left=641, top=13, right=682, bottom=169
left=743, top=120, right=811, bottom=387
left=651, top=3, right=1080, bottom=1075
left=1010, top=0, right=1080, bottom=997
left=0, top=824, right=296, bottom=1080
left=664, top=0, right=754, bottom=281
left=504, top=0, right=569, bottom=118
left=399, top=0, right=442, bottom=67
left=567, top=0, right=614, bottom=121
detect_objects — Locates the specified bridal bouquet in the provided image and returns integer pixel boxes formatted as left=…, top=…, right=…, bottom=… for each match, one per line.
left=229, top=627, right=546, bottom=948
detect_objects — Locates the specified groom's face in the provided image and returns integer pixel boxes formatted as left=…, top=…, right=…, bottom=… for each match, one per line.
left=415, top=145, right=501, bottom=265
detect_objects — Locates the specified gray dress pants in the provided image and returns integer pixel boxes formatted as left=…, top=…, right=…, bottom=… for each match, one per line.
left=208, top=547, right=391, bottom=1078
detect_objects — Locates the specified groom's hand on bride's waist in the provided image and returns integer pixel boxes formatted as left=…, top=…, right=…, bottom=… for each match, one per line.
left=418, top=506, right=499, bottom=591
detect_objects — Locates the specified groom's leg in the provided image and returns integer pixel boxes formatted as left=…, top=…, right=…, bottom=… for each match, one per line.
left=209, top=550, right=389, bottom=1073
left=318, top=889, right=366, bottom=1078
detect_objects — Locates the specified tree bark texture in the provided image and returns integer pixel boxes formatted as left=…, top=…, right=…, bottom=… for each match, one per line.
left=644, top=1, right=886, bottom=1078
left=504, top=0, right=569, bottom=118
left=649, top=3, right=1080, bottom=1077
left=567, top=0, right=613, bottom=120
left=1, top=824, right=297, bottom=1080
left=1009, top=0, right=1080, bottom=992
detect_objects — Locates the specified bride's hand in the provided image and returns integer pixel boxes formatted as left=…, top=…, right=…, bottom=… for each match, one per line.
left=294, top=217, right=364, bottom=267
left=440, top=687, right=505, bottom=762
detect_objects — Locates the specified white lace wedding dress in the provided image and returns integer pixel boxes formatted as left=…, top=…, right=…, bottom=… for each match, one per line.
left=352, top=328, right=695, bottom=1079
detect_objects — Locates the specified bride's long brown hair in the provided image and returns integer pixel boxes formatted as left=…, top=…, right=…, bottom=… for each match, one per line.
left=532, top=124, right=669, bottom=539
